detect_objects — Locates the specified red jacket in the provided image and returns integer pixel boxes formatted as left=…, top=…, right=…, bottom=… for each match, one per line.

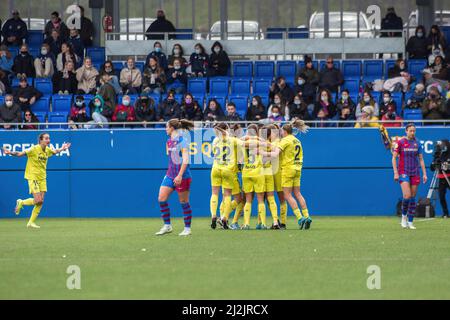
left=112, top=104, right=136, bottom=122
left=381, top=114, right=403, bottom=127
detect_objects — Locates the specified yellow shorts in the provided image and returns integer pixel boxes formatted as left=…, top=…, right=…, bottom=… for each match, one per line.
left=264, top=175, right=275, bottom=193
left=211, top=167, right=236, bottom=190
left=28, top=179, right=47, bottom=194
left=274, top=172, right=282, bottom=192
left=242, top=175, right=265, bottom=194
left=222, top=175, right=241, bottom=195
left=281, top=167, right=302, bottom=188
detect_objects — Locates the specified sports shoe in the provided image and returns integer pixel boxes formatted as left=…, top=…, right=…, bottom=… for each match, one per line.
left=241, top=224, right=250, bottom=230
left=407, top=222, right=416, bottom=230
left=401, top=215, right=408, bottom=228
left=211, top=216, right=217, bottom=229
left=26, top=222, right=40, bottom=229
left=15, top=199, right=23, bottom=215
left=279, top=223, right=287, bottom=230
left=304, top=218, right=312, bottom=230
left=260, top=225, right=268, bottom=230
left=222, top=218, right=229, bottom=230
left=255, top=223, right=262, bottom=230
left=217, top=217, right=224, bottom=228
left=229, top=222, right=240, bottom=230
left=178, top=228, right=191, bottom=236
left=298, top=217, right=307, bottom=230
left=155, top=224, right=173, bottom=235
left=270, top=224, right=281, bottom=230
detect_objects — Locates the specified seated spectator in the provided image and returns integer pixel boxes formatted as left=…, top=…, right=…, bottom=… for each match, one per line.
left=314, top=108, right=334, bottom=127
left=298, top=56, right=319, bottom=104
left=381, top=104, right=403, bottom=127
left=313, top=89, right=336, bottom=119
left=166, top=58, right=187, bottom=94
left=0, top=45, right=14, bottom=75
left=142, top=56, right=166, bottom=94
left=167, top=43, right=187, bottom=69
left=135, top=94, right=158, bottom=127
left=379, top=91, right=398, bottom=118
left=57, top=42, right=80, bottom=72
left=0, top=72, right=6, bottom=94
left=145, top=9, right=176, bottom=41
left=269, top=76, right=295, bottom=105
left=354, top=106, right=379, bottom=128
left=69, top=95, right=91, bottom=129
left=13, top=77, right=42, bottom=112
left=120, top=57, right=142, bottom=94
left=335, top=105, right=355, bottom=127
left=224, top=102, right=241, bottom=122
left=383, top=71, right=412, bottom=93
left=97, top=80, right=117, bottom=113
left=406, top=25, right=429, bottom=59
left=335, top=89, right=356, bottom=119
left=208, top=41, right=230, bottom=77
left=430, top=56, right=448, bottom=80
left=112, top=95, right=136, bottom=126
left=78, top=5, right=94, bottom=47
left=180, top=93, right=203, bottom=121
left=268, top=105, right=283, bottom=123
left=34, top=44, right=55, bottom=78
left=12, top=44, right=35, bottom=78
left=203, top=98, right=225, bottom=122
left=86, top=95, right=113, bottom=128
left=388, top=58, right=407, bottom=79
left=288, top=93, right=310, bottom=120
left=189, top=43, right=208, bottom=77
left=44, top=29, right=64, bottom=57
left=246, top=95, right=267, bottom=121
left=268, top=93, right=289, bottom=121
left=422, top=87, right=448, bottom=125
left=76, top=57, right=99, bottom=94
left=44, top=11, right=69, bottom=40
left=0, top=94, right=21, bottom=129
left=53, top=61, right=78, bottom=94
left=145, top=41, right=168, bottom=71
left=405, top=83, right=426, bottom=109
left=21, top=110, right=39, bottom=130
left=97, top=60, right=121, bottom=94
left=428, top=25, right=447, bottom=65
left=318, top=56, right=343, bottom=94
left=423, top=68, right=448, bottom=92
left=157, top=90, right=181, bottom=121
left=67, top=28, right=85, bottom=60
left=356, top=91, right=380, bottom=119
left=1, top=10, right=27, bottom=46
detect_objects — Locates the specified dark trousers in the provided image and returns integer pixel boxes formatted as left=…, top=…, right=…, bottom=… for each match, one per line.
left=439, top=178, right=450, bottom=216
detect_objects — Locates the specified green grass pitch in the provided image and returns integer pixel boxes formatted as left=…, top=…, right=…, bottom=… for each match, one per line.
left=0, top=217, right=449, bottom=299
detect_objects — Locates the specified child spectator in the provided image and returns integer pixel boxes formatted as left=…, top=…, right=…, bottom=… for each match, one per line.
left=86, top=95, right=113, bottom=128
left=69, top=95, right=90, bottom=129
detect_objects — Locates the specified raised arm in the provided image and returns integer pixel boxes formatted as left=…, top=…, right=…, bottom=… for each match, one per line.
left=2, top=147, right=26, bottom=157
left=50, top=142, right=71, bottom=155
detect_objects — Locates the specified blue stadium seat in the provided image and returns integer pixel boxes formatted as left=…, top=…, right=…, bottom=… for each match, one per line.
left=28, top=47, right=40, bottom=59
left=207, top=96, right=227, bottom=110
left=32, top=95, right=51, bottom=112
left=266, top=27, right=286, bottom=39
left=276, top=61, right=297, bottom=84
left=408, top=59, right=427, bottom=78
left=34, top=78, right=53, bottom=94
left=80, top=94, right=94, bottom=107
left=12, top=77, right=33, bottom=88
left=135, top=61, right=145, bottom=73
left=0, top=96, right=4, bottom=105
left=233, top=61, right=253, bottom=79
left=27, top=30, right=44, bottom=47
left=52, top=95, right=72, bottom=112
left=287, top=27, right=309, bottom=39
left=403, top=109, right=422, bottom=126
left=342, top=60, right=362, bottom=79
left=9, top=47, right=19, bottom=59
left=391, top=92, right=403, bottom=115
left=254, top=61, right=275, bottom=80
left=231, top=79, right=251, bottom=95
left=228, top=95, right=249, bottom=119
left=192, top=94, right=205, bottom=106
left=112, top=61, right=124, bottom=77
left=188, top=78, right=207, bottom=95
left=86, top=47, right=106, bottom=65
left=342, top=78, right=360, bottom=94
left=371, top=91, right=381, bottom=104
left=34, top=111, right=47, bottom=124
left=442, top=26, right=450, bottom=46
left=48, top=112, right=69, bottom=128
left=175, top=28, right=193, bottom=40
left=319, top=60, right=341, bottom=71
left=363, top=60, right=383, bottom=82
left=209, top=79, right=229, bottom=95
left=298, top=60, right=318, bottom=71
left=385, top=60, right=396, bottom=78
left=252, top=78, right=272, bottom=96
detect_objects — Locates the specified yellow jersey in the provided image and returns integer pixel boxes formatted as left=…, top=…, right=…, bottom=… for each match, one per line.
left=211, top=136, right=239, bottom=172
left=278, top=134, right=303, bottom=171
left=24, top=145, right=54, bottom=180
left=270, top=139, right=282, bottom=176
left=241, top=137, right=263, bottom=177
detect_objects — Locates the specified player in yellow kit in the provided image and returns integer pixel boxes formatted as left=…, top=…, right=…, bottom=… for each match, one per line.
left=2, top=133, right=71, bottom=228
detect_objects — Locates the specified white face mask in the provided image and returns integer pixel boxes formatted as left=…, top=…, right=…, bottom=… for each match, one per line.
left=5, top=100, right=13, bottom=107
left=298, top=79, right=305, bottom=85
left=122, top=100, right=130, bottom=106
left=274, top=99, right=280, bottom=105
left=127, top=64, right=134, bottom=69
left=383, top=97, right=390, bottom=103
left=214, top=47, right=220, bottom=53
left=41, top=49, right=48, bottom=55
left=294, top=100, right=301, bottom=105
left=75, top=101, right=83, bottom=107
left=342, top=95, right=348, bottom=101
left=173, top=49, right=180, bottom=55
left=364, top=97, right=371, bottom=103
left=252, top=101, right=258, bottom=106
left=272, top=113, right=279, bottom=117
left=321, top=95, right=328, bottom=102
left=174, top=65, right=180, bottom=70
left=195, top=49, right=201, bottom=54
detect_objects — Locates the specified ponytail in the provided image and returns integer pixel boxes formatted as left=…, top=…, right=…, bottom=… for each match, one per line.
left=282, top=119, right=309, bottom=135
left=167, top=119, right=195, bottom=131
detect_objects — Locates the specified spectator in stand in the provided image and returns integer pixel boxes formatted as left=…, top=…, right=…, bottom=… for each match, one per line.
left=44, top=11, right=69, bottom=40
left=112, top=95, right=136, bottom=126
left=67, top=28, right=85, bottom=60
left=86, top=94, right=113, bottom=128
left=319, top=56, right=344, bottom=94
left=383, top=71, right=412, bottom=93
left=135, top=94, right=158, bottom=127
left=388, top=58, right=407, bottom=79
left=269, top=76, right=295, bottom=104
left=335, top=89, right=356, bottom=119
left=405, top=83, right=426, bottom=110
left=422, top=87, right=448, bottom=125
left=12, top=44, right=35, bottom=78
left=189, top=43, right=209, bottom=77
left=21, top=110, right=39, bottom=130
left=1, top=10, right=28, bottom=46
left=53, top=61, right=78, bottom=94
left=313, top=89, right=336, bottom=120
left=356, top=91, right=380, bottom=119
left=268, top=105, right=283, bottom=123
left=298, top=56, right=319, bottom=104
left=354, top=106, right=379, bottom=128
left=97, top=60, right=122, bottom=94
left=288, top=93, right=310, bottom=121
left=423, top=68, right=448, bottom=92
left=0, top=71, right=6, bottom=94
left=379, top=91, right=398, bottom=118
left=167, top=43, right=187, bottom=69
left=0, top=94, right=21, bottom=129
left=335, top=104, right=355, bottom=127
left=146, top=9, right=176, bottom=40
left=268, top=93, right=289, bottom=121
left=430, top=56, right=448, bottom=80
left=208, top=41, right=230, bottom=77
left=292, top=74, right=306, bottom=97
left=157, top=90, right=181, bottom=121
left=44, top=29, right=64, bottom=57
left=120, top=57, right=142, bottom=94
left=314, top=108, right=334, bottom=127
left=406, top=26, right=429, bottom=59
left=381, top=104, right=402, bottom=127
left=224, top=102, right=241, bottom=122
left=69, top=95, right=90, bottom=129
left=34, top=44, right=55, bottom=78
left=78, top=6, right=94, bottom=47
left=166, top=58, right=187, bottom=94
left=76, top=57, right=99, bottom=94
left=13, top=77, right=42, bottom=112
left=380, top=7, right=403, bottom=38
left=203, top=98, right=225, bottom=122
left=0, top=45, right=14, bottom=88
left=246, top=95, right=267, bottom=121
left=181, top=93, right=203, bottom=121
left=145, top=42, right=168, bottom=71
left=142, top=56, right=166, bottom=94
left=428, top=25, right=447, bottom=65
left=56, top=42, right=80, bottom=71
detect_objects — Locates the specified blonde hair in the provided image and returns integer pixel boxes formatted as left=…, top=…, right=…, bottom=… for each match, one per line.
left=282, top=119, right=309, bottom=134
left=167, top=119, right=194, bottom=131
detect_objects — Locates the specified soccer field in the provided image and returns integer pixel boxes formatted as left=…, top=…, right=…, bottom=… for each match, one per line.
left=0, top=217, right=449, bottom=300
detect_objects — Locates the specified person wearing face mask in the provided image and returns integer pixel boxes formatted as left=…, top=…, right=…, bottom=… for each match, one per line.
left=76, top=57, right=99, bottom=94
left=208, top=41, right=230, bottom=77
left=388, top=58, right=407, bottom=79
left=85, top=95, right=113, bottom=129
left=0, top=94, right=21, bottom=129
left=53, top=61, right=78, bottom=94
left=166, top=58, right=187, bottom=94
left=269, top=105, right=284, bottom=123
left=246, top=95, right=267, bottom=121
left=145, top=42, right=168, bottom=71
left=135, top=94, right=158, bottom=127
left=157, top=90, right=181, bottom=122
left=379, top=91, right=397, bottom=118
left=189, top=43, right=209, bottom=77
left=203, top=98, right=225, bottom=122
left=406, top=83, right=426, bottom=110
left=112, top=95, right=136, bottom=126
left=69, top=95, right=90, bottom=129
left=298, top=56, right=319, bottom=104
left=335, top=89, right=356, bottom=119
left=13, top=77, right=42, bottom=112
left=120, top=57, right=142, bottom=94
left=44, top=11, right=69, bottom=40
left=97, top=60, right=122, bottom=94
left=288, top=93, right=310, bottom=121
left=422, top=87, right=447, bottom=125
left=313, top=89, right=336, bottom=120
left=406, top=26, right=429, bottom=60
left=1, top=10, right=28, bottom=46
left=142, top=56, right=166, bottom=94
left=355, top=91, right=380, bottom=120
left=12, top=44, right=35, bottom=78
left=268, top=93, right=290, bottom=121
left=34, top=44, right=55, bottom=78
left=181, top=94, right=203, bottom=121
left=381, top=104, right=402, bottom=127
left=427, top=25, right=447, bottom=65
left=146, top=9, right=176, bottom=40
left=168, top=44, right=187, bottom=69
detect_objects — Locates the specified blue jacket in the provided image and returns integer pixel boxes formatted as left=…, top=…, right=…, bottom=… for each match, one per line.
left=0, top=55, right=13, bottom=72
left=1, top=18, right=28, bottom=45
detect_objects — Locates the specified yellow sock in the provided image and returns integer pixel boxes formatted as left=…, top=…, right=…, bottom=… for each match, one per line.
left=258, top=203, right=266, bottom=226
left=231, top=200, right=238, bottom=211
left=267, top=196, right=279, bottom=224
left=243, top=202, right=251, bottom=226
left=219, top=201, right=224, bottom=217
left=210, top=194, right=218, bottom=218
left=223, top=196, right=232, bottom=220
left=302, top=208, right=310, bottom=218
left=280, top=202, right=287, bottom=224
left=293, top=208, right=303, bottom=220
left=22, top=198, right=35, bottom=206
left=232, top=202, right=244, bottom=223
left=28, top=203, right=42, bottom=224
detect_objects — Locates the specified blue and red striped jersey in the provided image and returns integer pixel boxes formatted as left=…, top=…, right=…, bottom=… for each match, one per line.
left=166, top=134, right=191, bottom=179
left=394, top=137, right=423, bottom=176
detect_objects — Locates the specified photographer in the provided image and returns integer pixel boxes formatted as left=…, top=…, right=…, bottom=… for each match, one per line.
left=431, top=139, right=450, bottom=218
